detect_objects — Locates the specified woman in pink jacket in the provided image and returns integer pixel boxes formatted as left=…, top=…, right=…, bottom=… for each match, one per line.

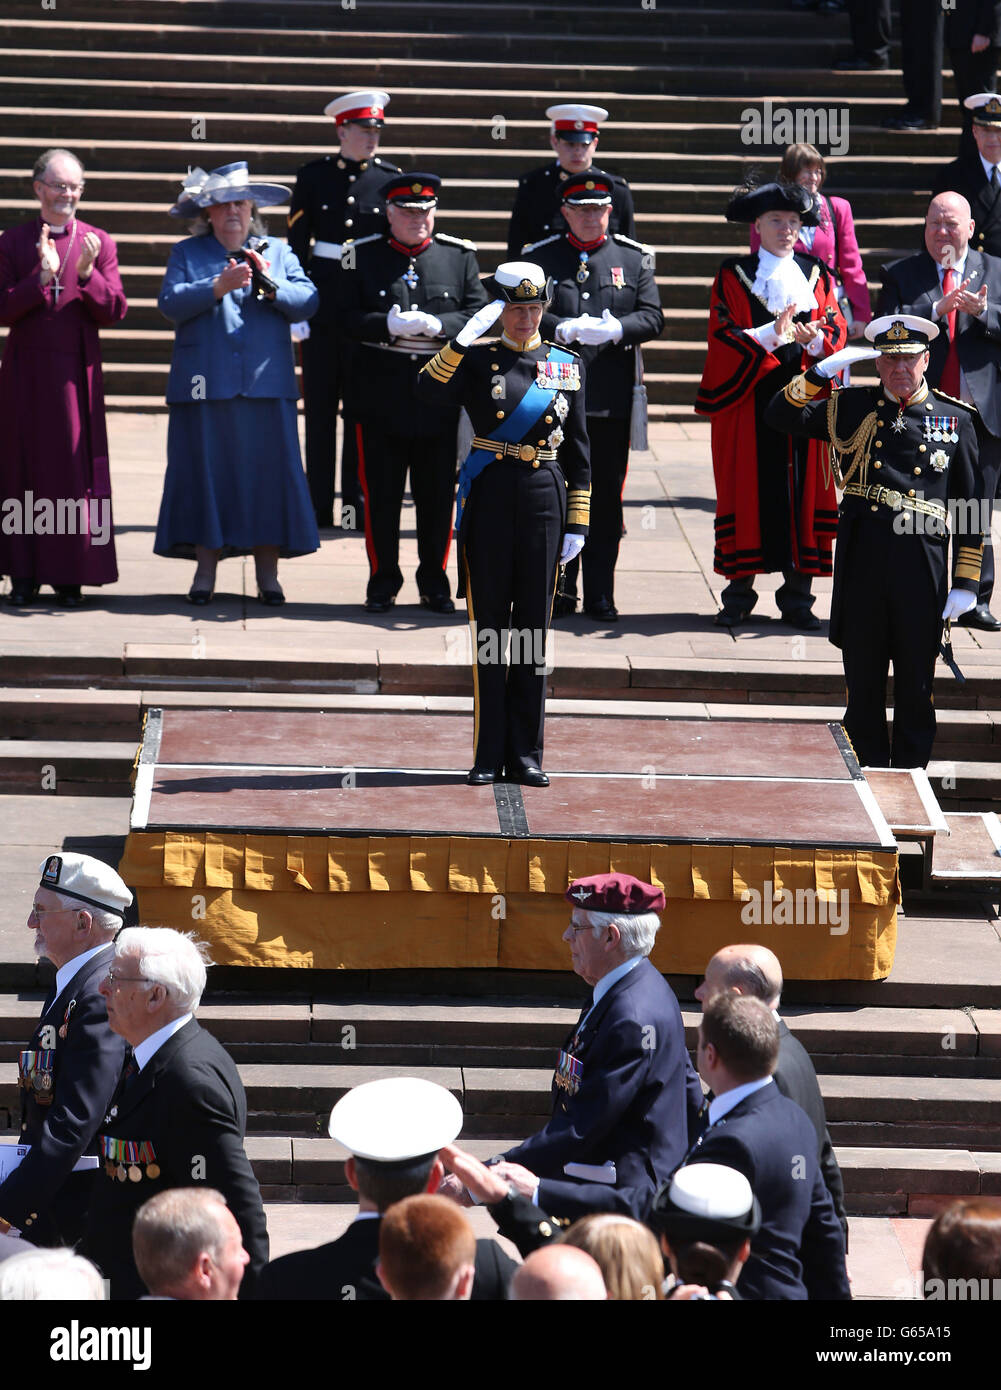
left=750, top=142, right=870, bottom=339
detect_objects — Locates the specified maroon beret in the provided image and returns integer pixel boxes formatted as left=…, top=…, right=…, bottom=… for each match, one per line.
left=565, top=872, right=665, bottom=914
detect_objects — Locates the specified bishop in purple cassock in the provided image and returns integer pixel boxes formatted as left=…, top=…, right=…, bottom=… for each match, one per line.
left=0, top=149, right=127, bottom=604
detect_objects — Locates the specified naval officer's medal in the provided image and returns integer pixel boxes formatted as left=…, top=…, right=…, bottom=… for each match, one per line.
left=576, top=252, right=589, bottom=285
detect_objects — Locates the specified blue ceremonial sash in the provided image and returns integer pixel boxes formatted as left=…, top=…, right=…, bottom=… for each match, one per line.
left=454, top=345, right=575, bottom=532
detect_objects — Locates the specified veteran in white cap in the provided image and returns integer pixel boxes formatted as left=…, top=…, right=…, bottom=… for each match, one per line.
left=0, top=853, right=130, bottom=1246
left=253, top=1077, right=517, bottom=1300
left=767, top=311, right=990, bottom=768
left=287, top=90, right=401, bottom=531
left=507, top=101, right=636, bottom=257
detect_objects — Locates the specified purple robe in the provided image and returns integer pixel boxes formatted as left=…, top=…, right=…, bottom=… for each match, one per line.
left=0, top=216, right=127, bottom=586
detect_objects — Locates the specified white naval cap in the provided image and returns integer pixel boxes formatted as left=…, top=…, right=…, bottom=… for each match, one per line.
left=650, top=1163, right=760, bottom=1238
left=324, top=90, right=390, bottom=125
left=865, top=314, right=939, bottom=355
left=38, top=852, right=133, bottom=919
left=327, top=1076, right=463, bottom=1161
left=965, top=92, right=1001, bottom=126
left=547, top=103, right=609, bottom=140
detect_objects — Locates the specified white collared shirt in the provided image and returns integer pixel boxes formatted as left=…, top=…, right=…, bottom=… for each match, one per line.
left=936, top=250, right=968, bottom=287
left=590, top=954, right=643, bottom=1012
left=707, top=1075, right=774, bottom=1127
left=133, top=1013, right=194, bottom=1072
left=979, top=153, right=1001, bottom=185
left=52, top=941, right=114, bottom=1005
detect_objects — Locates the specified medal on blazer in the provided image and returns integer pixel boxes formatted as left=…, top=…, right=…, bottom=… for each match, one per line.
left=536, top=360, right=581, bottom=390
left=576, top=252, right=589, bottom=285
left=924, top=415, right=959, bottom=444
left=930, top=449, right=949, bottom=472
left=610, top=266, right=624, bottom=288
left=58, top=998, right=77, bottom=1040
left=554, top=1049, right=583, bottom=1096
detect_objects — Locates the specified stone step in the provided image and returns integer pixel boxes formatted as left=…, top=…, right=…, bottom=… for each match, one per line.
left=241, top=1136, right=1001, bottom=1209
left=0, top=741, right=136, bottom=795
left=929, top=767, right=1001, bottom=814
left=929, top=812, right=1001, bottom=889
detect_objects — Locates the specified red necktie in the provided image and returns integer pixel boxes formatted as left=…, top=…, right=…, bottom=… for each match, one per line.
left=941, top=266, right=961, bottom=396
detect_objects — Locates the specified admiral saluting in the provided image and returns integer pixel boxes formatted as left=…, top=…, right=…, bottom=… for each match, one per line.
left=417, top=262, right=590, bottom=787
left=766, top=314, right=988, bottom=768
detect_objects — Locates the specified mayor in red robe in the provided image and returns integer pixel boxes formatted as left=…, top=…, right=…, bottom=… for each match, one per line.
left=696, top=181, right=846, bottom=629
left=0, top=149, right=127, bottom=605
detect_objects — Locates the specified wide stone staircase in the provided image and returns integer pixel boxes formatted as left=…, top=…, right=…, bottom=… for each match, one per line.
left=4, top=1, right=1001, bottom=1229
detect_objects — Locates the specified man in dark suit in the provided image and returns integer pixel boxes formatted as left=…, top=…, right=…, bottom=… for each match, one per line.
left=686, top=992, right=850, bottom=1301
left=528, top=169, right=664, bottom=621
left=474, top=873, right=703, bottom=1222
left=946, top=13, right=1001, bottom=152
left=932, top=93, right=1001, bottom=256
left=81, top=927, right=268, bottom=1300
left=879, top=189, right=1001, bottom=630
left=254, top=1077, right=516, bottom=1301
left=694, top=943, right=847, bottom=1242
left=0, top=853, right=129, bottom=1247
left=507, top=104, right=635, bottom=259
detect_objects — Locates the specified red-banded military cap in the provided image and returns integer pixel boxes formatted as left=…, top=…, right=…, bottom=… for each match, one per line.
left=561, top=169, right=615, bottom=206
left=324, top=89, right=391, bottom=126
left=565, top=872, right=665, bottom=914
left=547, top=103, right=609, bottom=143
left=383, top=172, right=441, bottom=208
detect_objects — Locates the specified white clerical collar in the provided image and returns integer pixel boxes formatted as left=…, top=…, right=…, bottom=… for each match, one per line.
left=707, top=1075, right=773, bottom=1127
left=53, top=941, right=114, bottom=1002
left=134, top=1013, right=194, bottom=1072
left=591, top=955, right=643, bottom=1010
left=752, top=248, right=815, bottom=314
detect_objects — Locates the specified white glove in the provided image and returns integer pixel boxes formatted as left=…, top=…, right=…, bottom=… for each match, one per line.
left=455, top=298, right=506, bottom=348
left=576, top=310, right=624, bottom=346
left=560, top=534, right=585, bottom=563
left=401, top=310, right=443, bottom=336
left=555, top=316, right=589, bottom=344
left=812, top=346, right=880, bottom=379
left=943, top=588, right=978, bottom=620
left=289, top=321, right=311, bottom=343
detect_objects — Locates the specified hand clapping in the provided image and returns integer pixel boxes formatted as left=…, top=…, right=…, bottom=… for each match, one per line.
left=214, top=257, right=253, bottom=299
left=37, top=224, right=59, bottom=284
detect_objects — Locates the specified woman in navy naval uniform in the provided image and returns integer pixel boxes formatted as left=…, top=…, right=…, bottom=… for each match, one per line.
left=418, top=262, right=590, bottom=786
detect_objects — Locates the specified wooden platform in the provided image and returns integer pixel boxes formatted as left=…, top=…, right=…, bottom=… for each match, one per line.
left=118, top=710, right=900, bottom=978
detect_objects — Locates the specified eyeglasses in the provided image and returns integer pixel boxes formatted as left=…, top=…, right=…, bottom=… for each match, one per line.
left=28, top=904, right=72, bottom=919
left=104, top=968, right=152, bottom=985
left=38, top=180, right=84, bottom=194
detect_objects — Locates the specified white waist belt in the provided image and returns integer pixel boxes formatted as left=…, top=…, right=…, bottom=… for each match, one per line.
left=312, top=241, right=343, bottom=260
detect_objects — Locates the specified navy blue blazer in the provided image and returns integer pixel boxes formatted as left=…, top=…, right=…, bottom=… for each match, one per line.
left=159, top=233, right=318, bottom=402
left=689, top=1082, right=850, bottom=1301
left=502, top=958, right=702, bottom=1220
left=0, top=945, right=125, bottom=1244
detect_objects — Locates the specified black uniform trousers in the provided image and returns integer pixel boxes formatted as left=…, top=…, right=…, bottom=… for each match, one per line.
left=463, top=459, right=564, bottom=774
left=356, top=419, right=457, bottom=603
left=301, top=329, right=363, bottom=528
left=901, top=0, right=945, bottom=123
left=848, top=0, right=891, bottom=62
left=975, top=423, right=1001, bottom=606
left=561, top=416, right=629, bottom=608
left=837, top=514, right=943, bottom=768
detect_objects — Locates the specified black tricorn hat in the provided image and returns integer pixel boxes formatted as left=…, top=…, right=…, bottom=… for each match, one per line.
left=726, top=180, right=819, bottom=226
left=483, top=260, right=554, bottom=304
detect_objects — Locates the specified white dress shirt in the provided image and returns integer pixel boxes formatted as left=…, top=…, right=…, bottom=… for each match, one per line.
left=133, top=1013, right=194, bottom=1072
left=52, top=941, right=114, bottom=1004
left=707, top=1075, right=774, bottom=1127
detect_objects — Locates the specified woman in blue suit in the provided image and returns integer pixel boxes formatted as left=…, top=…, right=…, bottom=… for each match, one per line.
left=154, top=163, right=319, bottom=604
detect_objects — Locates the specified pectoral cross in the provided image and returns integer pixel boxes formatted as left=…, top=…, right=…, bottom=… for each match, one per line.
left=50, top=281, right=62, bottom=304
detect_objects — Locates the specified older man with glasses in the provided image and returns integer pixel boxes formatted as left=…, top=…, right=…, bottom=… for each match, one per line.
left=0, top=853, right=129, bottom=1248
left=0, top=148, right=127, bottom=607
left=81, top=926, right=268, bottom=1300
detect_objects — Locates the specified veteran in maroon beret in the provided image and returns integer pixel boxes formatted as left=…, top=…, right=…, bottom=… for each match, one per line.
left=483, top=872, right=704, bottom=1222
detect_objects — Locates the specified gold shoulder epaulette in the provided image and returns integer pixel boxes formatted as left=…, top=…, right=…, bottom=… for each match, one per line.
left=521, top=233, right=561, bottom=253
left=933, top=390, right=978, bottom=414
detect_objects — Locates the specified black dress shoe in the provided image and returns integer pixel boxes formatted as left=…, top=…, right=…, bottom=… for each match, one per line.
left=365, top=595, right=395, bottom=613
left=715, top=608, right=750, bottom=628
left=783, top=610, right=821, bottom=631
left=835, top=54, right=889, bottom=70
left=54, top=586, right=84, bottom=608
left=507, top=765, right=550, bottom=788
left=420, top=594, right=456, bottom=615
left=956, top=603, right=1001, bottom=632
left=584, top=597, right=619, bottom=622
left=467, top=766, right=496, bottom=786
left=882, top=112, right=935, bottom=130
left=552, top=594, right=578, bottom=618
left=187, top=586, right=213, bottom=606
left=8, top=579, right=39, bottom=606
left=257, top=585, right=286, bottom=606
